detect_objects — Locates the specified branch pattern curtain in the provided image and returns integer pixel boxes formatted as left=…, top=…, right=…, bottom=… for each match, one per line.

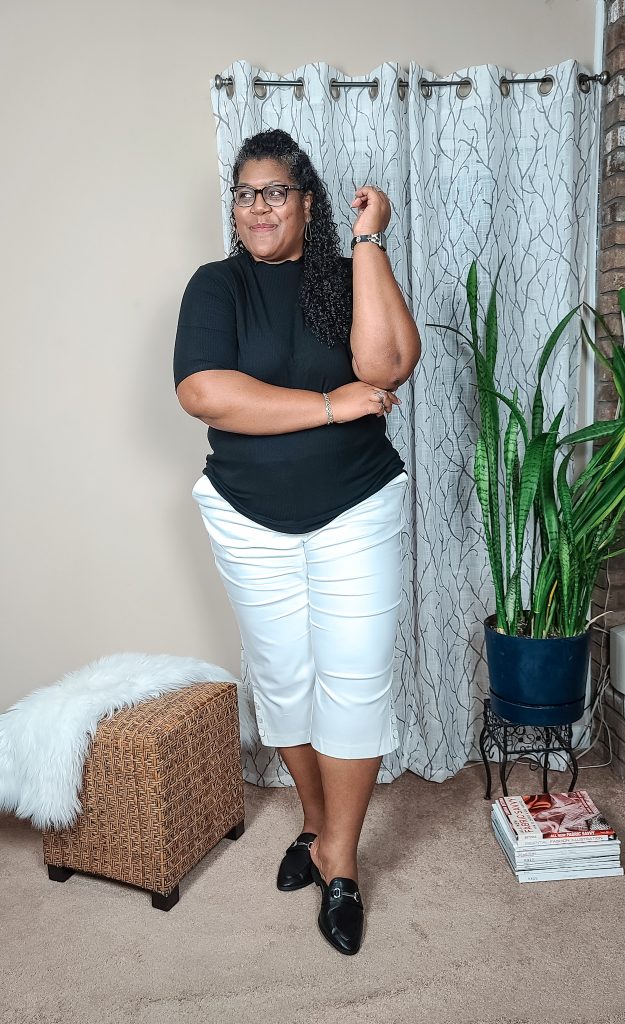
left=210, top=60, right=599, bottom=787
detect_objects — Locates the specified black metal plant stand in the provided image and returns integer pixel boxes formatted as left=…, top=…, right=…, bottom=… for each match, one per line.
left=479, top=698, right=579, bottom=800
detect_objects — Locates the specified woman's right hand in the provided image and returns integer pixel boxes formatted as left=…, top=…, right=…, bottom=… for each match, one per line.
left=328, top=382, right=400, bottom=423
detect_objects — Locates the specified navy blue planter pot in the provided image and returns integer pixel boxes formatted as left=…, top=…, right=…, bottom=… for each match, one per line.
left=484, top=614, right=590, bottom=726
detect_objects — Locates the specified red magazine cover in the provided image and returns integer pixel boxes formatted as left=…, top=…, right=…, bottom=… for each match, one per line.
left=499, top=791, right=616, bottom=841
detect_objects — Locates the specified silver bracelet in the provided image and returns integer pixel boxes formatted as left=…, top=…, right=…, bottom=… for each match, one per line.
left=322, top=392, right=334, bottom=425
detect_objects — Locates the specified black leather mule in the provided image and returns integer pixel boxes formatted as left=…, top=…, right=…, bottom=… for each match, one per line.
left=310, top=861, right=364, bottom=955
left=276, top=832, right=317, bottom=891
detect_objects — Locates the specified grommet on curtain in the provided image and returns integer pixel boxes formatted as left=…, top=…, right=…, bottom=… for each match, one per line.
left=499, top=77, right=510, bottom=97
left=456, top=78, right=473, bottom=99
left=537, top=76, right=554, bottom=96
left=397, top=78, right=408, bottom=101
left=419, top=78, right=432, bottom=99
left=368, top=77, right=379, bottom=100
left=578, top=75, right=591, bottom=95
left=253, top=76, right=267, bottom=99
left=578, top=70, right=610, bottom=93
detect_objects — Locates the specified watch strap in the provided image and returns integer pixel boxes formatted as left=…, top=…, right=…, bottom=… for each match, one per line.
left=351, top=231, right=387, bottom=252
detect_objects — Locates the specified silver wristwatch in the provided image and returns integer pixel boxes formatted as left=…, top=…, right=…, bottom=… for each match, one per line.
left=351, top=231, right=388, bottom=252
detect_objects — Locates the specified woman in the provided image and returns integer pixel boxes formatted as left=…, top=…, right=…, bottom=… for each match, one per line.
left=174, top=129, right=420, bottom=955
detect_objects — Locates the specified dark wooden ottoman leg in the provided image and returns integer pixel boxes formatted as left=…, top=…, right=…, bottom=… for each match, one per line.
left=225, top=820, right=245, bottom=840
left=152, top=885, right=180, bottom=911
left=48, top=865, right=75, bottom=882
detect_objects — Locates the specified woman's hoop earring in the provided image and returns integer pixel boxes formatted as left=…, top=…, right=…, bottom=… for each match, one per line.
left=304, top=220, right=312, bottom=243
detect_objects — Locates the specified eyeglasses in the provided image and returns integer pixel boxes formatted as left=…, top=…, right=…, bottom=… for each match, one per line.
left=230, top=184, right=303, bottom=208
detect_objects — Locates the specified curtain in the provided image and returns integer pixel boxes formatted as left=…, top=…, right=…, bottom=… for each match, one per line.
left=210, top=60, right=599, bottom=787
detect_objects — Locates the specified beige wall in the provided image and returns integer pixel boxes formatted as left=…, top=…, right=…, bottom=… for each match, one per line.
left=0, top=0, right=598, bottom=709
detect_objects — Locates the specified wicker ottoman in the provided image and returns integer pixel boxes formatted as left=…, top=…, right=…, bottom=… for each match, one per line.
left=42, top=681, right=245, bottom=910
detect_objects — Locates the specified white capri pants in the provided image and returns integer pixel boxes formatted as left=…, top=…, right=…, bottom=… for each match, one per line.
left=191, top=470, right=407, bottom=759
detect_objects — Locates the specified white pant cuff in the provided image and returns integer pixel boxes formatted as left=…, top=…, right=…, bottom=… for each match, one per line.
left=310, top=735, right=399, bottom=759
left=260, top=731, right=313, bottom=748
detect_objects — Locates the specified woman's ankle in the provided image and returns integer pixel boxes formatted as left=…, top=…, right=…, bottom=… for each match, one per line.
left=302, top=820, right=324, bottom=837
left=310, top=835, right=359, bottom=883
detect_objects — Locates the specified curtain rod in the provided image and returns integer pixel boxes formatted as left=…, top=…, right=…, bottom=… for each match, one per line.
left=213, top=70, right=609, bottom=100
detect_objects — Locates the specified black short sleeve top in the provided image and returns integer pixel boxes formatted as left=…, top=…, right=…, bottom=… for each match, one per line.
left=173, top=250, right=404, bottom=532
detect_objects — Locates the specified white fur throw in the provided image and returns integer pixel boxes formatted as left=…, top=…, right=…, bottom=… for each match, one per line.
left=0, top=652, right=257, bottom=830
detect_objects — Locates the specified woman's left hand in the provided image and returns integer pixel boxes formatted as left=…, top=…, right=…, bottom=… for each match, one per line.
left=351, top=186, right=391, bottom=236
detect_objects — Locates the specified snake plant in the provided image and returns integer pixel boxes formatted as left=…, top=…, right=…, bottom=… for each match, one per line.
left=430, top=262, right=625, bottom=638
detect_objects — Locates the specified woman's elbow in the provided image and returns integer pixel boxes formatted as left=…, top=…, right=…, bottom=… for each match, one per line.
left=352, top=344, right=420, bottom=390
left=176, top=379, right=201, bottom=418
left=176, top=374, right=220, bottom=421
left=394, top=330, right=421, bottom=385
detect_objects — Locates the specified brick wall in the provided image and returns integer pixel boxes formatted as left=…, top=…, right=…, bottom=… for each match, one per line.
left=594, top=0, right=625, bottom=778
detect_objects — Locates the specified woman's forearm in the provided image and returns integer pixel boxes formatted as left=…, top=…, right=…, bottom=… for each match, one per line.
left=177, top=370, right=398, bottom=434
left=177, top=370, right=329, bottom=434
left=350, top=243, right=421, bottom=390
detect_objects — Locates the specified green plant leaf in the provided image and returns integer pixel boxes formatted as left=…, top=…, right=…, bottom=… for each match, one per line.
left=485, top=261, right=504, bottom=376
left=509, top=434, right=546, bottom=626
left=558, top=531, right=571, bottom=631
left=532, top=550, right=557, bottom=637
left=580, top=320, right=614, bottom=376
left=574, top=464, right=625, bottom=539
left=532, top=386, right=545, bottom=442
left=557, top=462, right=579, bottom=635
left=531, top=306, right=580, bottom=438
left=539, top=409, right=565, bottom=553
left=557, top=451, right=575, bottom=543
left=474, top=350, right=503, bottom=588
left=467, top=262, right=479, bottom=350
left=475, top=434, right=506, bottom=627
left=483, top=388, right=529, bottom=447
left=503, top=389, right=520, bottom=591
left=611, top=344, right=625, bottom=403
left=424, top=323, right=474, bottom=347
left=569, top=544, right=582, bottom=636
left=559, top=420, right=625, bottom=447
left=584, top=301, right=617, bottom=346
left=505, top=567, right=521, bottom=629
left=570, top=439, right=621, bottom=496
left=537, top=306, right=581, bottom=379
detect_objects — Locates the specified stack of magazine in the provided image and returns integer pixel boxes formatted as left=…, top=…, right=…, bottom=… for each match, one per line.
left=492, top=790, right=623, bottom=883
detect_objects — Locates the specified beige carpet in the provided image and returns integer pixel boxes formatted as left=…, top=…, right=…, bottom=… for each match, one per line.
left=3, top=761, right=625, bottom=1024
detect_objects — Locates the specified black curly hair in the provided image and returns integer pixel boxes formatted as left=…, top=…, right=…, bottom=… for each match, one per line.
left=228, top=129, right=352, bottom=348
